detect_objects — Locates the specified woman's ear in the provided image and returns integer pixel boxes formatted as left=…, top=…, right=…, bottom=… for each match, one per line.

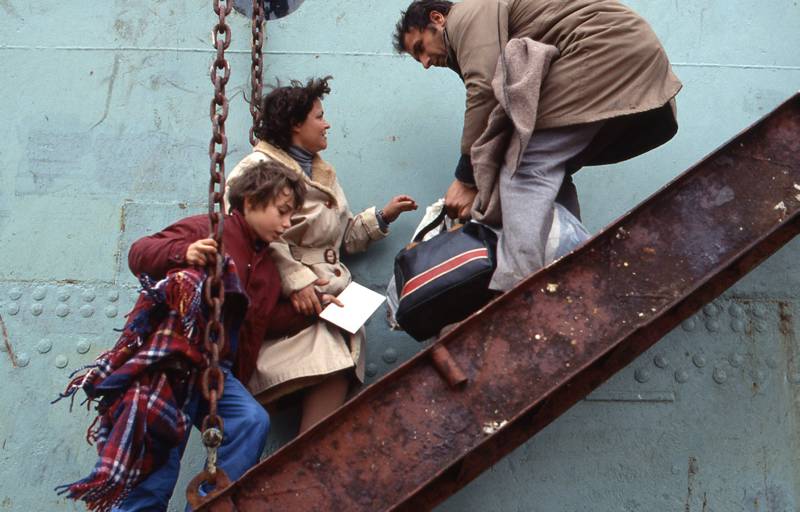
left=290, top=123, right=302, bottom=145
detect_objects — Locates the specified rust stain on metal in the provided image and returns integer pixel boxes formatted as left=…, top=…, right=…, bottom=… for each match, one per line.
left=199, top=95, right=800, bottom=512
left=0, top=313, right=17, bottom=367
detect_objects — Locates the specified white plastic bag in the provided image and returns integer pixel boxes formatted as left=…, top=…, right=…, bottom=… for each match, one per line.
left=544, top=202, right=591, bottom=264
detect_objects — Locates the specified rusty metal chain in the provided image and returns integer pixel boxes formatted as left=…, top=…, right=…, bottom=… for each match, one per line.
left=201, top=0, right=233, bottom=483
left=249, top=0, right=266, bottom=146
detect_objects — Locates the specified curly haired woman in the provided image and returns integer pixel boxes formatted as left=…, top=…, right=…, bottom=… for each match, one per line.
left=227, top=76, right=417, bottom=434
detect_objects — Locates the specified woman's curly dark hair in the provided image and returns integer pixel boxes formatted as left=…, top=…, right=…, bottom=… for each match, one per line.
left=254, top=76, right=332, bottom=151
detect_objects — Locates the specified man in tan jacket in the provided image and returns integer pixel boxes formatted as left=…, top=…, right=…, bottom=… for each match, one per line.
left=394, top=0, right=682, bottom=290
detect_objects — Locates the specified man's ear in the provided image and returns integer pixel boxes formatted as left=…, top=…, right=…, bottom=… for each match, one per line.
left=429, top=10, right=446, bottom=27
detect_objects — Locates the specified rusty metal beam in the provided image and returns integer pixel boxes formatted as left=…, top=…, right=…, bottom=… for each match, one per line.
left=200, top=93, right=800, bottom=511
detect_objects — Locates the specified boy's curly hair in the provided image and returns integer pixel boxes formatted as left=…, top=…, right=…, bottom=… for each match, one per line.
left=254, top=76, right=332, bottom=151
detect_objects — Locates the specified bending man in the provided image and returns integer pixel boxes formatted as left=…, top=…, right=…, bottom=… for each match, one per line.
left=393, top=0, right=681, bottom=290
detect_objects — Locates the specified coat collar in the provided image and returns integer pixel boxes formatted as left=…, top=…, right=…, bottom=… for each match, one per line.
left=252, top=141, right=338, bottom=201
left=443, top=23, right=462, bottom=78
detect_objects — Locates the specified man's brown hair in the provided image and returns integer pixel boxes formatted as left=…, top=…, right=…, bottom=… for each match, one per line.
left=228, top=160, right=306, bottom=213
left=393, top=0, right=453, bottom=53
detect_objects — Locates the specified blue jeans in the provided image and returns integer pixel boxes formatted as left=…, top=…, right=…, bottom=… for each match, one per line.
left=113, top=366, right=270, bottom=512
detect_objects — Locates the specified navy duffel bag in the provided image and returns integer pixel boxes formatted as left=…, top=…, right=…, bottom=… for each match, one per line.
left=394, top=210, right=497, bottom=341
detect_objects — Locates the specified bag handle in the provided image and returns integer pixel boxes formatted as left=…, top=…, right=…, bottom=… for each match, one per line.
left=412, top=209, right=448, bottom=243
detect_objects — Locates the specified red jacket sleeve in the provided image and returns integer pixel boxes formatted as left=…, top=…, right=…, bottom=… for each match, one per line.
left=265, top=300, right=315, bottom=338
left=128, top=215, right=207, bottom=280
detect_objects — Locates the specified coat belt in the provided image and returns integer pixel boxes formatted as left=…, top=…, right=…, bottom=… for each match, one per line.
left=289, top=246, right=338, bottom=265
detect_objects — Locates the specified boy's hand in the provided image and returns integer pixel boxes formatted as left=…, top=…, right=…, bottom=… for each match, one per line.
left=320, top=294, right=344, bottom=308
left=186, top=238, right=218, bottom=266
left=381, top=195, right=418, bottom=223
left=291, top=278, right=329, bottom=316
left=444, top=179, right=476, bottom=220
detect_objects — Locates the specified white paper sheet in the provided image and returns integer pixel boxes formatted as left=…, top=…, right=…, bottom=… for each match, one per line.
left=319, top=281, right=386, bottom=334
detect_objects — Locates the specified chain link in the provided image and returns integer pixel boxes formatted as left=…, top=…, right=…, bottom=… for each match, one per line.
left=200, top=0, right=233, bottom=479
left=249, top=0, right=266, bottom=146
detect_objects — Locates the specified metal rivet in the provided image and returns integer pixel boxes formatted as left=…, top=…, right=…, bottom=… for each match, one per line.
left=653, top=355, right=669, bottom=369
left=692, top=354, right=706, bottom=368
left=705, top=319, right=721, bottom=333
left=107, top=290, right=119, bottom=303
left=750, top=369, right=766, bottom=384
left=634, top=368, right=650, bottom=383
left=55, top=355, right=69, bottom=369
left=752, top=304, right=768, bottom=319
left=32, top=287, right=47, bottom=301
left=675, top=370, right=689, bottom=383
left=730, top=319, right=745, bottom=333
left=55, top=304, right=70, bottom=317
left=37, top=339, right=52, bottom=354
left=30, top=303, right=43, bottom=316
left=671, top=464, right=681, bottom=475
left=754, top=320, right=767, bottom=333
left=16, top=352, right=30, bottom=367
left=105, top=305, right=118, bottom=318
left=681, top=318, right=697, bottom=332
left=703, top=303, right=720, bottom=317
left=713, top=368, right=727, bottom=384
left=80, top=305, right=95, bottom=318
left=728, top=304, right=744, bottom=318
left=57, top=289, right=71, bottom=302
left=8, top=288, right=22, bottom=301
left=382, top=348, right=398, bottom=364
left=6, top=303, right=20, bottom=316
left=730, top=353, right=745, bottom=367
left=76, top=339, right=92, bottom=354
left=366, top=363, right=378, bottom=378
left=82, top=290, right=96, bottom=303
left=766, top=357, right=778, bottom=369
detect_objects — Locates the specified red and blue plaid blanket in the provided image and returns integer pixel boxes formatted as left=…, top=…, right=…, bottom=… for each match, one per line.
left=54, top=261, right=246, bottom=512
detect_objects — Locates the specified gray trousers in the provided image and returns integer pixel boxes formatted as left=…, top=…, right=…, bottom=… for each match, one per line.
left=490, top=122, right=603, bottom=291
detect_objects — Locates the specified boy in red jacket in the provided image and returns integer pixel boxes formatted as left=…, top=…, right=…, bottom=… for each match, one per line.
left=119, top=161, right=307, bottom=511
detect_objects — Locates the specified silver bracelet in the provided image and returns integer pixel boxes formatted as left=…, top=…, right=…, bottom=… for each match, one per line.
left=377, top=208, right=390, bottom=224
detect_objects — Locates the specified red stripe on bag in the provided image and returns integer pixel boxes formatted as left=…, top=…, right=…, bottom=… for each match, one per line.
left=399, top=248, right=489, bottom=300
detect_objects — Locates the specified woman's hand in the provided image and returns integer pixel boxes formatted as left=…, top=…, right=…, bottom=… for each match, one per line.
left=381, top=195, right=418, bottom=223
left=290, top=278, right=330, bottom=316
left=186, top=238, right=218, bottom=266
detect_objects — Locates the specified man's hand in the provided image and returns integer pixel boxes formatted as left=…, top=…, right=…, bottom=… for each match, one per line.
left=381, top=195, right=418, bottom=223
left=186, top=238, right=218, bottom=266
left=444, top=179, right=477, bottom=220
left=290, top=278, right=330, bottom=316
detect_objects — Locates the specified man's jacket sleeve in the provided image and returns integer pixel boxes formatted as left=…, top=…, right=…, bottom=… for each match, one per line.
left=448, top=0, right=509, bottom=161
left=128, top=216, right=205, bottom=280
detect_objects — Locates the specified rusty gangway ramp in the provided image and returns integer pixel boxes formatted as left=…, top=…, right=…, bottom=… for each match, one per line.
left=201, top=94, right=800, bottom=511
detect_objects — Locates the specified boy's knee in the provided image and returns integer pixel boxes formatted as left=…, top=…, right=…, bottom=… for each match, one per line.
left=242, top=403, right=270, bottom=438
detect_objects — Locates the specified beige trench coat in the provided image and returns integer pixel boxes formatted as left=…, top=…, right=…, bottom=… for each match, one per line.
left=227, top=141, right=387, bottom=403
left=446, top=0, right=683, bottom=165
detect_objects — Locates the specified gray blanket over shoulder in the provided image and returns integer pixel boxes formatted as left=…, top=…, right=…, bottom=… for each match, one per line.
left=469, top=38, right=560, bottom=226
